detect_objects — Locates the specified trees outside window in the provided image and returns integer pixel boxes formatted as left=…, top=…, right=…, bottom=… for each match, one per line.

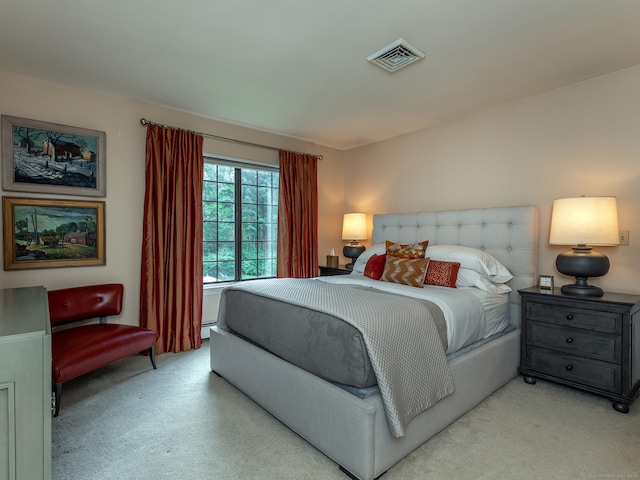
left=203, top=158, right=278, bottom=283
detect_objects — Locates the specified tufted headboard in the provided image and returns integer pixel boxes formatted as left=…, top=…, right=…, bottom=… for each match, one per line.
left=372, top=205, right=539, bottom=327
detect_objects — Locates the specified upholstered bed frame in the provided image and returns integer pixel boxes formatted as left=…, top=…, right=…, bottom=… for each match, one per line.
left=210, top=205, right=539, bottom=480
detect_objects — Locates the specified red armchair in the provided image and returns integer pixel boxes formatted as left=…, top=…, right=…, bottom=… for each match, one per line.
left=48, top=283, right=156, bottom=416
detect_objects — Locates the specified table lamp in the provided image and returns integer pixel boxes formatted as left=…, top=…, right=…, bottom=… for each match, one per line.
left=342, top=213, right=367, bottom=270
left=549, top=196, right=619, bottom=297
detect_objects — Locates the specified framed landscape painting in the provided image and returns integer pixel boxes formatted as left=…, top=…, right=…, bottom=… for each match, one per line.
left=2, top=196, right=105, bottom=270
left=1, top=115, right=106, bottom=196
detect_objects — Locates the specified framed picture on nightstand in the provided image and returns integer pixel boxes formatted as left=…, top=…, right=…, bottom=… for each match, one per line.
left=538, top=275, right=554, bottom=290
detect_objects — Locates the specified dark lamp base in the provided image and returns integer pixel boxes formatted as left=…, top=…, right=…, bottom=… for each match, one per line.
left=555, top=246, right=610, bottom=298
left=560, top=283, right=604, bottom=297
left=343, top=242, right=365, bottom=270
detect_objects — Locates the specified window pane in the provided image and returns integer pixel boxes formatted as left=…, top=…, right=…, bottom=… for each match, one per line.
left=257, top=259, right=277, bottom=278
left=204, top=163, right=217, bottom=181
left=218, top=203, right=235, bottom=222
left=217, top=261, right=235, bottom=282
left=242, top=202, right=257, bottom=223
left=203, top=261, right=218, bottom=283
left=242, top=241, right=257, bottom=260
left=203, top=203, right=217, bottom=221
left=256, top=222, right=269, bottom=241
left=218, top=222, right=234, bottom=241
left=218, top=165, right=235, bottom=183
left=256, top=241, right=272, bottom=259
left=242, top=223, right=257, bottom=241
left=203, top=240, right=217, bottom=260
left=241, top=169, right=257, bottom=185
left=203, top=221, right=218, bottom=241
left=257, top=170, right=272, bottom=187
left=242, top=260, right=258, bottom=280
left=242, top=184, right=257, bottom=204
left=218, top=241, right=235, bottom=260
left=203, top=181, right=217, bottom=201
left=257, top=205, right=276, bottom=225
left=218, top=182, right=234, bottom=202
left=257, top=186, right=271, bottom=204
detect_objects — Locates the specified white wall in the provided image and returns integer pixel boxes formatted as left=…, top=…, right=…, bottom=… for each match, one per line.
left=344, top=65, right=640, bottom=295
left=0, top=71, right=346, bottom=326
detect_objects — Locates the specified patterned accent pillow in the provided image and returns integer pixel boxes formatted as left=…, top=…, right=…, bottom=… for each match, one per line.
left=380, top=255, right=430, bottom=288
left=385, top=240, right=429, bottom=259
left=424, top=260, right=461, bottom=288
left=364, top=254, right=386, bottom=280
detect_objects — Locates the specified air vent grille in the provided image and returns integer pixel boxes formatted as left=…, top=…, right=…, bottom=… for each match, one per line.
left=367, top=39, right=425, bottom=73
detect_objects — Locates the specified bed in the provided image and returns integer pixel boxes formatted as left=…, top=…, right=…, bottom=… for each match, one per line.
left=210, top=205, right=539, bottom=479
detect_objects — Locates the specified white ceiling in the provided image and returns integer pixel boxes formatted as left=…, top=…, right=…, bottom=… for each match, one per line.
left=2, top=1, right=640, bottom=150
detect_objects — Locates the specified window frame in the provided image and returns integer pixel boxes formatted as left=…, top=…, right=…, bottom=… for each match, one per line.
left=203, top=154, right=279, bottom=285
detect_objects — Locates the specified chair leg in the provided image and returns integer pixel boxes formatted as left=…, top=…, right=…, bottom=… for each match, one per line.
left=149, top=346, right=157, bottom=369
left=53, top=383, right=62, bottom=417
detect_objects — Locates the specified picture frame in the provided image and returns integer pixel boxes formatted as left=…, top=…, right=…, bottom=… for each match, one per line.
left=2, top=196, right=105, bottom=270
left=1, top=115, right=106, bottom=197
left=538, top=274, right=554, bottom=290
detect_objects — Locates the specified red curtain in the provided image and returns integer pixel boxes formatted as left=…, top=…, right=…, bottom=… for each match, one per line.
left=140, top=124, right=204, bottom=354
left=277, top=151, right=318, bottom=278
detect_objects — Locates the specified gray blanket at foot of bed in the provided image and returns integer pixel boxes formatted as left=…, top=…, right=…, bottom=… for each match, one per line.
left=217, top=278, right=454, bottom=437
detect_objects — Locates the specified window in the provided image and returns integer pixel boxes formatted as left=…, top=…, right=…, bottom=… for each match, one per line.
left=203, top=156, right=279, bottom=283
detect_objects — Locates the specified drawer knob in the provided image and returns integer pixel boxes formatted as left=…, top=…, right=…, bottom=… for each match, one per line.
left=566, top=314, right=574, bottom=320
left=566, top=338, right=574, bottom=344
left=566, top=364, right=573, bottom=371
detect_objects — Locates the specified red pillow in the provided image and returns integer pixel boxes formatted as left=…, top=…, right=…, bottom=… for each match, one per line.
left=364, top=254, right=386, bottom=280
left=424, top=260, right=461, bottom=288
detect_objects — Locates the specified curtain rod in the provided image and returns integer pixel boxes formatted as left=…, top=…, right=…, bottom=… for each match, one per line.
left=139, top=118, right=323, bottom=160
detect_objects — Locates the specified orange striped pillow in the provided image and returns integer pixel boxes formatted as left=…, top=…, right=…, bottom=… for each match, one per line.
left=380, top=255, right=430, bottom=288
left=385, top=240, right=429, bottom=259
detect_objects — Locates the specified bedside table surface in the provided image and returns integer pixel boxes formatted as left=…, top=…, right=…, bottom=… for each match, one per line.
left=518, top=286, right=640, bottom=310
left=319, top=265, right=352, bottom=276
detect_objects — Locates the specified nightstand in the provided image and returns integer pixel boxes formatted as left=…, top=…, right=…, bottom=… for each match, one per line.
left=319, top=265, right=352, bottom=276
left=518, top=286, right=640, bottom=413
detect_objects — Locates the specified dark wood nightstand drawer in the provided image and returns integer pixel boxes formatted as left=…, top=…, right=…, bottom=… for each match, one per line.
left=527, top=346, right=621, bottom=393
left=527, top=302, right=621, bottom=334
left=527, top=321, right=621, bottom=363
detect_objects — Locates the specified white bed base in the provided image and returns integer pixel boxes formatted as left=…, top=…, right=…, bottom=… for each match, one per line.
left=210, top=205, right=538, bottom=480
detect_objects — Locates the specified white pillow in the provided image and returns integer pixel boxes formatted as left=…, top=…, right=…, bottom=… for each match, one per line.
left=351, top=244, right=386, bottom=274
left=456, top=268, right=512, bottom=294
left=425, top=245, right=512, bottom=283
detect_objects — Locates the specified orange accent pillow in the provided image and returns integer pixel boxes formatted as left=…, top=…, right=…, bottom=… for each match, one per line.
left=424, top=260, right=461, bottom=288
left=380, top=255, right=430, bottom=288
left=385, top=240, right=429, bottom=259
left=364, top=254, right=386, bottom=280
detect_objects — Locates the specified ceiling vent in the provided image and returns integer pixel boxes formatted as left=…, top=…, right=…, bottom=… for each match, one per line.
left=367, top=38, right=425, bottom=73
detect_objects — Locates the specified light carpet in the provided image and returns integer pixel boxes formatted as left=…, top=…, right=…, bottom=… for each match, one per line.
left=52, top=340, right=640, bottom=480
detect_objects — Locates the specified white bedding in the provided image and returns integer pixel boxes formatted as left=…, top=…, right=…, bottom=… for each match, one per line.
left=318, top=274, right=509, bottom=354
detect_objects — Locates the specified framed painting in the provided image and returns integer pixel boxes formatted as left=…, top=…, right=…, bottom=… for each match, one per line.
left=1, top=115, right=106, bottom=196
left=2, top=196, right=105, bottom=270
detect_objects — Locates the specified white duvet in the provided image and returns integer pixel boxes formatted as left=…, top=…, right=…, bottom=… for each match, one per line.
left=318, top=274, right=510, bottom=354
